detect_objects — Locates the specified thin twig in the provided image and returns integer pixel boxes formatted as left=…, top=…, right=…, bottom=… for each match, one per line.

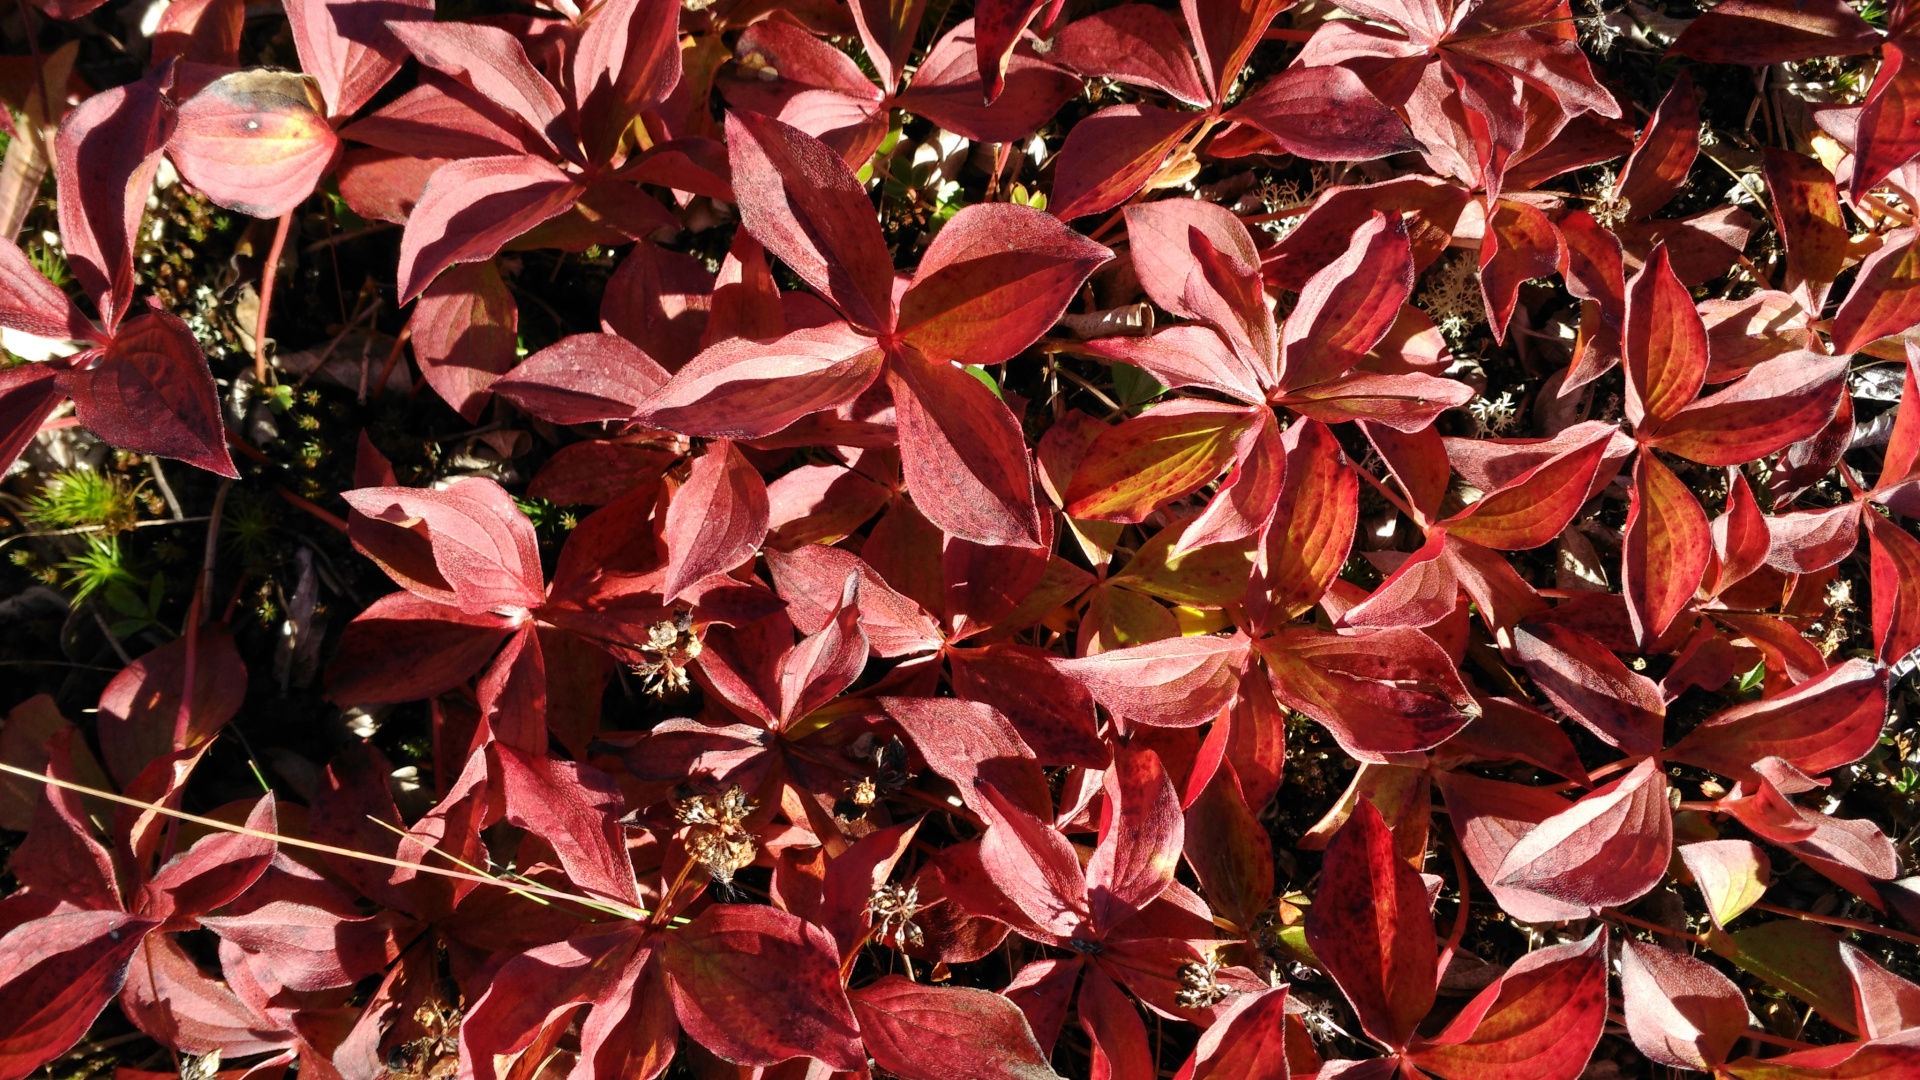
left=145, top=456, right=183, bottom=519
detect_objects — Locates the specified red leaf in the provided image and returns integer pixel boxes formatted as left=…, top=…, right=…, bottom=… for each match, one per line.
left=1764, top=503, right=1862, bottom=574
left=167, top=71, right=339, bottom=218
left=491, top=332, right=670, bottom=424
left=1439, top=426, right=1611, bottom=550
left=342, top=477, right=545, bottom=614
left=285, top=0, right=431, bottom=118
left=1617, top=73, right=1699, bottom=220
left=1493, top=757, right=1672, bottom=914
left=1410, top=929, right=1609, bottom=1080
left=850, top=976, right=1061, bottom=1080
left=1087, top=745, right=1183, bottom=933
left=1181, top=765, right=1274, bottom=932
left=55, top=63, right=173, bottom=330
left=326, top=590, right=513, bottom=703
left=1479, top=198, right=1562, bottom=342
left=387, top=20, right=566, bottom=151
left=970, top=1, right=1049, bottom=101
left=1275, top=369, right=1474, bottom=431
left=1081, top=325, right=1268, bottom=404
left=1868, top=511, right=1920, bottom=665
left=1079, top=962, right=1157, bottom=1080
left=1048, top=105, right=1199, bottom=221
left=892, top=21, right=1081, bottom=143
left=142, top=796, right=276, bottom=930
left=96, top=628, right=246, bottom=786
left=61, top=310, right=235, bottom=477
left=1832, top=228, right=1920, bottom=354
left=1669, top=0, right=1878, bottom=64
left=1620, top=939, right=1750, bottom=1071
left=704, top=231, right=785, bottom=347
left=1670, top=658, right=1888, bottom=780
left=1304, top=798, right=1437, bottom=1050
left=1261, top=627, right=1476, bottom=758
left=1840, top=942, right=1920, bottom=1039
left=1624, top=245, right=1708, bottom=432
left=394, top=155, right=581, bottom=302
left=11, top=735, right=118, bottom=909
left=778, top=575, right=868, bottom=723
left=973, top=782, right=1093, bottom=941
left=881, top=696, right=1054, bottom=820
left=0, top=910, right=160, bottom=1080
left=1226, top=64, right=1417, bottom=161
left=659, top=904, right=863, bottom=1071
left=726, top=110, right=894, bottom=331
left=411, top=260, right=519, bottom=422
left=1513, top=621, right=1664, bottom=755
left=661, top=440, right=770, bottom=601
left=847, top=0, right=928, bottom=92
left=1183, top=0, right=1288, bottom=104
left=636, top=323, right=886, bottom=440
left=1856, top=42, right=1920, bottom=198
left=1624, top=452, right=1711, bottom=644
left=1051, top=5, right=1209, bottom=107
left=949, top=644, right=1109, bottom=767
left=1253, top=418, right=1357, bottom=624
left=570, top=0, right=682, bottom=163
left=494, top=744, right=641, bottom=906
left=1056, top=633, right=1251, bottom=729
left=1763, top=149, right=1849, bottom=312
left=1125, top=199, right=1275, bottom=376
left=1649, top=351, right=1848, bottom=466
left=899, top=201, right=1112, bottom=363
left=1710, top=468, right=1773, bottom=595
left=1278, top=212, right=1415, bottom=393
left=889, top=348, right=1044, bottom=547
left=1172, top=984, right=1291, bottom=1080
left=0, top=238, right=100, bottom=343
left=1064, top=402, right=1261, bottom=523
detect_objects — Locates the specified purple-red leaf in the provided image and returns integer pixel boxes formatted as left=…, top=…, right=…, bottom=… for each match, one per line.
left=659, top=904, right=864, bottom=1071
left=889, top=349, right=1044, bottom=548
left=491, top=332, right=670, bottom=425
left=726, top=110, right=894, bottom=332
left=661, top=440, right=770, bottom=601
left=851, top=977, right=1061, bottom=1080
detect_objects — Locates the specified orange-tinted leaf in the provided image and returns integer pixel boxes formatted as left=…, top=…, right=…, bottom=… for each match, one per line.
left=1440, top=427, right=1611, bottom=551
left=1670, top=658, right=1887, bottom=781
left=1410, top=929, right=1609, bottom=1080
left=1063, top=402, right=1261, bottom=523
left=1624, top=245, right=1708, bottom=432
left=168, top=70, right=339, bottom=218
left=900, top=202, right=1112, bottom=365
left=1624, top=452, right=1710, bottom=644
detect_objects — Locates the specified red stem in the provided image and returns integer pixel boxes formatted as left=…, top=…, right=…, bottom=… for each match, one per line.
left=255, top=210, right=294, bottom=384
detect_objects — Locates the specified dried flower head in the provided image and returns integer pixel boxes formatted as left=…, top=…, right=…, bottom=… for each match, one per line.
left=868, top=882, right=925, bottom=950
left=1176, top=954, right=1232, bottom=1009
left=632, top=609, right=702, bottom=695
left=676, top=785, right=758, bottom=885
